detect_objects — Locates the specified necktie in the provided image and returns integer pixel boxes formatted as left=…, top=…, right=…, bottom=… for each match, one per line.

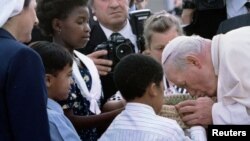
left=245, top=2, right=250, bottom=13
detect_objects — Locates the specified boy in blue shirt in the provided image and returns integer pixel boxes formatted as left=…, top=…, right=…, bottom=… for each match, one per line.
left=30, top=41, right=81, bottom=141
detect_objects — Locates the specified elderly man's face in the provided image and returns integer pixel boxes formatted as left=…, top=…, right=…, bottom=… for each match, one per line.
left=164, top=62, right=217, bottom=97
left=92, top=0, right=129, bottom=30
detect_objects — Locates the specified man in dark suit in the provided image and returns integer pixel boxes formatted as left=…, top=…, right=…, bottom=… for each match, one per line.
left=0, top=0, right=50, bottom=140
left=79, top=0, right=140, bottom=102
left=217, top=13, right=250, bottom=34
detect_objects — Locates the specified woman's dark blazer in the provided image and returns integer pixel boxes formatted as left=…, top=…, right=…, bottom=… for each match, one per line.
left=0, top=28, right=50, bottom=141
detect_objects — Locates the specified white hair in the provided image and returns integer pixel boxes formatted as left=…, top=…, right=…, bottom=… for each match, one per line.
left=161, top=35, right=208, bottom=70
left=0, top=0, right=25, bottom=27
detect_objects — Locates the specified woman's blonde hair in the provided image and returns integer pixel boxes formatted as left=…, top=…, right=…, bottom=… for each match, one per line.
left=143, top=10, right=183, bottom=49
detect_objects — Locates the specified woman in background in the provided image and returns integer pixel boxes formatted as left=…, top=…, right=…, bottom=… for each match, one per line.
left=143, top=10, right=188, bottom=94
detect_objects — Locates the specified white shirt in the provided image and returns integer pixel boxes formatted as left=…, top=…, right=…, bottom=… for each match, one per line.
left=99, top=103, right=206, bottom=141
left=226, top=0, right=248, bottom=18
left=211, top=26, right=250, bottom=124
left=99, top=19, right=138, bottom=53
left=72, top=50, right=102, bottom=114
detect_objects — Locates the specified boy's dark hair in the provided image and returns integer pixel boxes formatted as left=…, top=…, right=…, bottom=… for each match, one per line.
left=30, top=41, right=73, bottom=76
left=113, top=54, right=163, bottom=101
left=37, top=0, right=88, bottom=36
left=23, top=0, right=31, bottom=8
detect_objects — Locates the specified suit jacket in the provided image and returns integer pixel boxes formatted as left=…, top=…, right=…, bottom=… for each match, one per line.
left=0, top=28, right=50, bottom=141
left=78, top=18, right=141, bottom=102
left=183, top=7, right=227, bottom=39
left=217, top=13, right=250, bottom=34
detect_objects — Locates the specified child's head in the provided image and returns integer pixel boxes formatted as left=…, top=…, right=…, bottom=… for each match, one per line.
left=37, top=0, right=90, bottom=50
left=113, top=54, right=164, bottom=113
left=143, top=10, right=183, bottom=63
left=30, top=41, right=73, bottom=101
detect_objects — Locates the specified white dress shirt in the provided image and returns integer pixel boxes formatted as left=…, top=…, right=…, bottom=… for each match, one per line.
left=226, top=0, right=248, bottom=18
left=211, top=26, right=250, bottom=124
left=99, top=103, right=206, bottom=141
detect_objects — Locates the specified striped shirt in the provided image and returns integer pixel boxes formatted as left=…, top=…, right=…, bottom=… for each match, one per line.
left=174, top=85, right=188, bottom=94
left=164, top=78, right=188, bottom=94
left=99, top=103, right=206, bottom=141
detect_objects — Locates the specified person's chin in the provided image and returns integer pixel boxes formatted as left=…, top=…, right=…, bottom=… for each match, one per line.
left=110, top=16, right=126, bottom=23
left=62, top=94, right=69, bottom=100
left=73, top=40, right=88, bottom=49
left=22, top=35, right=32, bottom=43
left=76, top=43, right=88, bottom=49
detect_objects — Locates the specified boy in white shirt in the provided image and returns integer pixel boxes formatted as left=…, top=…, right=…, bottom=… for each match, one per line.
left=99, top=54, right=206, bottom=141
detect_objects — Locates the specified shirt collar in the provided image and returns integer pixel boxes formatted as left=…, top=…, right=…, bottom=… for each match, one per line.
left=47, top=98, right=64, bottom=114
left=0, top=28, right=16, bottom=40
left=99, top=19, right=133, bottom=39
left=125, top=103, right=156, bottom=115
left=228, top=0, right=247, bottom=11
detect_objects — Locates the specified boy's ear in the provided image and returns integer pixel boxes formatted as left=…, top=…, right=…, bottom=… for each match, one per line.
left=147, top=83, right=158, bottom=97
left=52, top=18, right=62, bottom=33
left=45, top=74, right=53, bottom=88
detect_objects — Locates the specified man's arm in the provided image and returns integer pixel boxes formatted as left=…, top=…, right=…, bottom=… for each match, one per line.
left=176, top=97, right=214, bottom=126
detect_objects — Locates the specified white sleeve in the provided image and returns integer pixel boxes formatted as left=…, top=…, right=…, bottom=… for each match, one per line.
left=212, top=102, right=250, bottom=124
left=185, top=126, right=207, bottom=141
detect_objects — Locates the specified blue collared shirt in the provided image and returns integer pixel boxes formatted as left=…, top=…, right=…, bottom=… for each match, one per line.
left=47, top=98, right=81, bottom=141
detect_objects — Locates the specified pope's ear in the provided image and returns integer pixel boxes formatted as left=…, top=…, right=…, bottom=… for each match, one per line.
left=186, top=55, right=201, bottom=69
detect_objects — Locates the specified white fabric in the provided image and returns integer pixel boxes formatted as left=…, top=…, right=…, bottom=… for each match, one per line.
left=72, top=50, right=102, bottom=114
left=211, top=26, right=250, bottom=124
left=162, top=35, right=200, bottom=64
left=0, top=0, right=24, bottom=27
left=226, top=0, right=248, bottom=18
left=99, top=19, right=138, bottom=53
left=99, top=103, right=206, bottom=141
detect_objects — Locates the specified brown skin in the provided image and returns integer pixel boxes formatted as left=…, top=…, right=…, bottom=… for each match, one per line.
left=51, top=5, right=124, bottom=136
left=129, top=81, right=165, bottom=114
left=102, top=99, right=126, bottom=113
left=46, top=64, right=73, bottom=101
left=64, top=108, right=123, bottom=134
